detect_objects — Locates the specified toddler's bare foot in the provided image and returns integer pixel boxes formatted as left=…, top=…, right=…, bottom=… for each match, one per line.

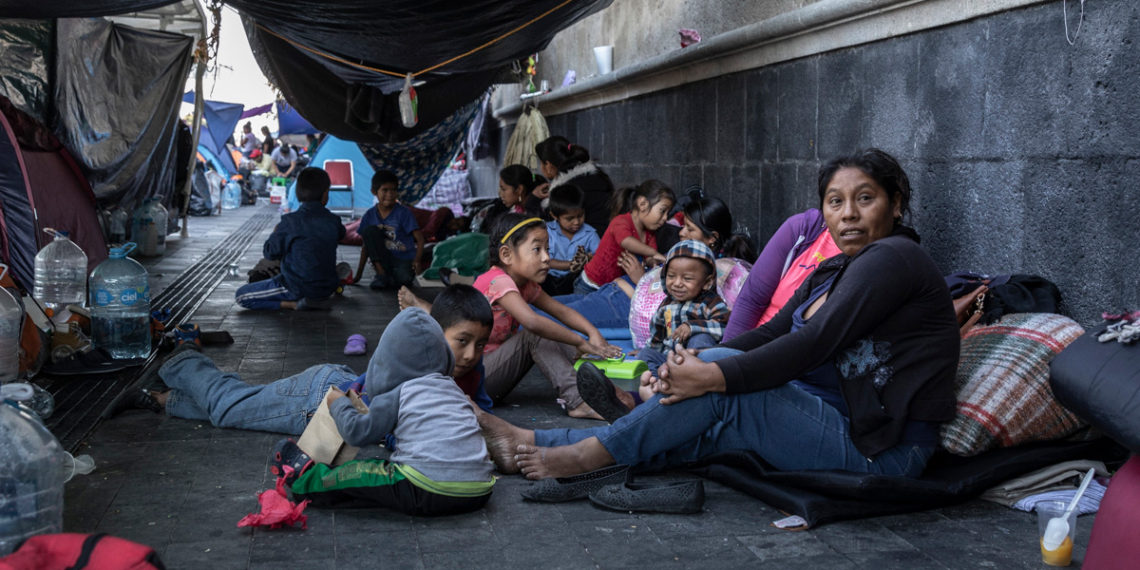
left=567, top=402, right=604, bottom=420
left=280, top=300, right=298, bottom=310
left=150, top=390, right=170, bottom=409
left=397, top=286, right=431, bottom=312
left=514, top=438, right=614, bottom=480
left=476, top=408, right=534, bottom=474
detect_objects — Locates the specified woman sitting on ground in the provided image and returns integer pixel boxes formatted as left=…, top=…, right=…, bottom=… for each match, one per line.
left=534, top=136, right=615, bottom=234
left=479, top=148, right=960, bottom=480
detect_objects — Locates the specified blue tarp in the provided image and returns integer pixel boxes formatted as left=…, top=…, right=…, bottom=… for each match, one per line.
left=276, top=99, right=317, bottom=135
left=286, top=134, right=374, bottom=215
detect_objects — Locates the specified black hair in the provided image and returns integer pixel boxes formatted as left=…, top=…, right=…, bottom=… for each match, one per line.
left=371, top=169, right=399, bottom=192
left=488, top=212, right=546, bottom=266
left=683, top=197, right=757, bottom=263
left=609, top=179, right=676, bottom=219
left=499, top=164, right=547, bottom=195
left=817, top=148, right=912, bottom=224
left=430, top=284, right=494, bottom=330
left=295, top=167, right=331, bottom=202
left=548, top=184, right=586, bottom=218
left=534, top=135, right=591, bottom=172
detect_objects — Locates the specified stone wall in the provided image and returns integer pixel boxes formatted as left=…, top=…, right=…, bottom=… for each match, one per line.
left=481, top=0, right=1140, bottom=326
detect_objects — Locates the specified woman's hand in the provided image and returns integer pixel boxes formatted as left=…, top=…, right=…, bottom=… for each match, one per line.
left=654, top=348, right=725, bottom=405
left=532, top=182, right=550, bottom=200
left=326, top=386, right=346, bottom=407
left=671, top=323, right=692, bottom=344
left=617, top=251, right=646, bottom=283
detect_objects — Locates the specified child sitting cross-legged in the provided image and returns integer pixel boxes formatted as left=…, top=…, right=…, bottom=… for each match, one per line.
left=274, top=306, right=495, bottom=515
left=107, top=285, right=495, bottom=429
left=541, top=184, right=599, bottom=296
left=358, top=170, right=425, bottom=290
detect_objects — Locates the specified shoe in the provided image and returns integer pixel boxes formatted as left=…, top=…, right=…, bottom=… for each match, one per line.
left=519, top=464, right=630, bottom=503
left=369, top=276, right=387, bottom=291
left=343, top=334, right=367, bottom=355
left=104, top=388, right=163, bottom=418
left=588, top=479, right=705, bottom=514
left=296, top=296, right=333, bottom=311
left=270, top=438, right=314, bottom=486
left=576, top=362, right=631, bottom=424
left=173, top=323, right=201, bottom=347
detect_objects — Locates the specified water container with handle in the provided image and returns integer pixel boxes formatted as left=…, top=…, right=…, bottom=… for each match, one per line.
left=131, top=199, right=167, bottom=257
left=33, top=228, right=88, bottom=316
left=0, top=383, right=95, bottom=555
left=222, top=180, right=242, bottom=210
left=89, top=243, right=151, bottom=360
left=0, top=264, right=22, bottom=383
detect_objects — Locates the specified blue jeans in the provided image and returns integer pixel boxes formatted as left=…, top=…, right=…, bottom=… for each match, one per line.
left=361, top=225, right=415, bottom=289
left=161, top=350, right=357, bottom=435
left=538, top=281, right=633, bottom=331
left=235, top=274, right=300, bottom=310
left=635, top=333, right=718, bottom=373
left=534, top=348, right=936, bottom=477
left=573, top=273, right=599, bottom=295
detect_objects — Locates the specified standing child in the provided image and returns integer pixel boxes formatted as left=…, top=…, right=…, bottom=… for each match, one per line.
left=274, top=307, right=495, bottom=516
left=358, top=170, right=425, bottom=290
left=236, top=167, right=345, bottom=311
left=475, top=213, right=622, bottom=419
left=542, top=184, right=599, bottom=296
left=577, top=180, right=675, bottom=295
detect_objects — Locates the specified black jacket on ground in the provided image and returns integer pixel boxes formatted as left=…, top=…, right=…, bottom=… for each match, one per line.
left=717, top=227, right=959, bottom=457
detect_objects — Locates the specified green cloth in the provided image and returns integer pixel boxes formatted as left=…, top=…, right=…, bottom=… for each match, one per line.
left=422, top=232, right=489, bottom=279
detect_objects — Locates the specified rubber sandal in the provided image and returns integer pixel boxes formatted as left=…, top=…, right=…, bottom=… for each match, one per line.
left=576, top=362, right=632, bottom=424
left=588, top=479, right=705, bottom=514
left=343, top=334, right=367, bottom=355
left=519, top=465, right=630, bottom=503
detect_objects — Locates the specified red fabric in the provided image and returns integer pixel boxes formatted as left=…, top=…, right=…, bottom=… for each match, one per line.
left=1085, top=455, right=1140, bottom=567
left=21, top=149, right=109, bottom=271
left=584, top=212, right=655, bottom=286
left=236, top=474, right=310, bottom=530
left=0, top=533, right=162, bottom=570
left=324, top=160, right=353, bottom=188
left=339, top=218, right=364, bottom=246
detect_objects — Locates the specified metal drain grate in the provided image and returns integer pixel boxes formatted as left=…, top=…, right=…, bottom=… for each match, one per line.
left=43, top=207, right=278, bottom=452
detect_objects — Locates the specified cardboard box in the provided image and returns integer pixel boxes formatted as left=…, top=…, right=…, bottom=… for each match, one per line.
left=297, top=387, right=369, bottom=466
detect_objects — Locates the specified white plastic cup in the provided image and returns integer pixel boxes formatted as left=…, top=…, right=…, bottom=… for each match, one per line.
left=593, top=45, right=614, bottom=75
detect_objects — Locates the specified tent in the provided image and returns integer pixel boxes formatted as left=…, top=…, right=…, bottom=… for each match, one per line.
left=286, top=134, right=375, bottom=216
left=276, top=100, right=317, bottom=135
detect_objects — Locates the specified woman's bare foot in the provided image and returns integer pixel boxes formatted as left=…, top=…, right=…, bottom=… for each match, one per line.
left=567, top=401, right=605, bottom=420
left=514, top=438, right=615, bottom=480
left=150, top=390, right=170, bottom=408
left=397, top=286, right=431, bottom=312
left=475, top=407, right=535, bottom=474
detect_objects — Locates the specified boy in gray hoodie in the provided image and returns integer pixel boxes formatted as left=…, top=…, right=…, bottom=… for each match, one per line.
left=274, top=307, right=495, bottom=516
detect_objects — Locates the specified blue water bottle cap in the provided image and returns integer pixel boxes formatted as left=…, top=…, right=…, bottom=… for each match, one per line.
left=108, top=242, right=138, bottom=258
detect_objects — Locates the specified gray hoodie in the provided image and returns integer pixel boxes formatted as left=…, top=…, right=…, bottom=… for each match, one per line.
left=330, top=308, right=493, bottom=484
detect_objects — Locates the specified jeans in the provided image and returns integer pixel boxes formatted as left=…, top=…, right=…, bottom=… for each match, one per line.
left=361, top=225, right=415, bottom=289
left=573, top=273, right=599, bottom=295
left=235, top=274, right=299, bottom=310
left=537, top=281, right=633, bottom=331
left=534, top=348, right=936, bottom=477
left=162, top=350, right=357, bottom=435
left=635, top=333, right=718, bottom=373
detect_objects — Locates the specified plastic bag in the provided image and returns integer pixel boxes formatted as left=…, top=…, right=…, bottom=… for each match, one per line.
left=398, top=73, right=418, bottom=128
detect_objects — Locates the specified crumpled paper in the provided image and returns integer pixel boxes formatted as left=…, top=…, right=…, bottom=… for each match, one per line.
left=237, top=469, right=311, bottom=530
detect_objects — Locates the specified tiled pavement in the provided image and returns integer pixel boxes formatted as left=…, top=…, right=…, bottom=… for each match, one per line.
left=60, top=204, right=1093, bottom=568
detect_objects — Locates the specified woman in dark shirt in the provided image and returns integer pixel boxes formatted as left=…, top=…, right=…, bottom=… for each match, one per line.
left=479, top=148, right=960, bottom=479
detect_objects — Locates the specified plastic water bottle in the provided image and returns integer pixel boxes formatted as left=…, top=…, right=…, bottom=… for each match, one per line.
left=131, top=199, right=167, bottom=257
left=0, top=383, right=95, bottom=555
left=108, top=207, right=129, bottom=243
left=0, top=266, right=21, bottom=383
left=222, top=180, right=242, bottom=210
left=33, top=228, right=88, bottom=316
left=89, top=243, right=151, bottom=360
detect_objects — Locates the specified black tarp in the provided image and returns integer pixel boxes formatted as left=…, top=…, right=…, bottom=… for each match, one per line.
left=55, top=18, right=192, bottom=210
left=0, top=109, right=37, bottom=289
left=0, top=1, right=182, bottom=19
left=0, top=20, right=52, bottom=125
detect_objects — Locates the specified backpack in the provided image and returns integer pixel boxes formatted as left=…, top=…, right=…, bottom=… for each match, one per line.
left=0, top=533, right=165, bottom=569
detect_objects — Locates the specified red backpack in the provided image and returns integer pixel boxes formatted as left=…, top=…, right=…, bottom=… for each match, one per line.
left=0, top=533, right=164, bottom=570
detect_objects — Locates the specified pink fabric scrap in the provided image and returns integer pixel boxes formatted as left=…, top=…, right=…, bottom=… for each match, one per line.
left=679, top=28, right=701, bottom=48
left=237, top=470, right=310, bottom=530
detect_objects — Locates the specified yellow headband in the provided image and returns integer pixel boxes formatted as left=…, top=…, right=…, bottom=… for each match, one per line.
left=500, top=217, right=544, bottom=244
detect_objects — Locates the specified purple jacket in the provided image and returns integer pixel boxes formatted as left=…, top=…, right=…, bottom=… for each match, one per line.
left=723, top=209, right=827, bottom=341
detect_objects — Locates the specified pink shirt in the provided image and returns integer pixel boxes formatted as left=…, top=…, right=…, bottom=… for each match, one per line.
left=756, top=230, right=841, bottom=324
left=473, top=266, right=542, bottom=353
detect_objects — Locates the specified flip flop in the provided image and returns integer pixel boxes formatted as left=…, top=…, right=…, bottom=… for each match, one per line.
left=343, top=334, right=367, bottom=355
left=576, top=362, right=632, bottom=424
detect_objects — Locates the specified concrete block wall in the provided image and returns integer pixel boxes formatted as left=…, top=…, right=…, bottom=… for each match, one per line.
left=485, top=0, right=1139, bottom=327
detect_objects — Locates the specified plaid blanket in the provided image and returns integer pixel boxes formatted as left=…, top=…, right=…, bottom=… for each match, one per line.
left=940, top=313, right=1086, bottom=456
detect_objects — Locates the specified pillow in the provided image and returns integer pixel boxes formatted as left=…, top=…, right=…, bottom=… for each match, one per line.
left=628, top=257, right=752, bottom=349
left=940, top=313, right=1086, bottom=457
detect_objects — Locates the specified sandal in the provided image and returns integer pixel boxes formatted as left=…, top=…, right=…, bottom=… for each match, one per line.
left=588, top=479, right=705, bottom=514
left=576, top=362, right=632, bottom=424
left=343, top=334, right=367, bottom=355
left=519, top=465, right=630, bottom=503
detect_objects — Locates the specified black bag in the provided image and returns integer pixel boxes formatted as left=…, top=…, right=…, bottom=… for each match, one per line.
left=1050, top=325, right=1140, bottom=454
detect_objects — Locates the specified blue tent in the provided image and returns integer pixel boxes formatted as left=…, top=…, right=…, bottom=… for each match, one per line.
left=286, top=134, right=374, bottom=217
left=196, top=136, right=236, bottom=179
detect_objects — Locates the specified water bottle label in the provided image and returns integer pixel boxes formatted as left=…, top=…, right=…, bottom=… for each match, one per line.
left=94, top=289, right=114, bottom=307
left=120, top=286, right=149, bottom=306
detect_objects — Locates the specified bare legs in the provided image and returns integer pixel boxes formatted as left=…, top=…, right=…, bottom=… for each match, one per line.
left=397, top=286, right=432, bottom=312
left=475, top=404, right=615, bottom=479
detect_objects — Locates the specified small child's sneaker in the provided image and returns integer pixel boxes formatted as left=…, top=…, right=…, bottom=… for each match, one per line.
left=270, top=438, right=314, bottom=486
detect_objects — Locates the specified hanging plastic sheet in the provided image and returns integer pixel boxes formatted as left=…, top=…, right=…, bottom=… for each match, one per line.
left=276, top=100, right=318, bottom=136
left=0, top=1, right=182, bottom=19
left=0, top=21, right=52, bottom=125
left=357, top=97, right=484, bottom=205
left=54, top=18, right=193, bottom=211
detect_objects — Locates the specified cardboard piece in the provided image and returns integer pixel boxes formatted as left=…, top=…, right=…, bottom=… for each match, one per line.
left=297, top=387, right=368, bottom=466
left=415, top=273, right=475, bottom=288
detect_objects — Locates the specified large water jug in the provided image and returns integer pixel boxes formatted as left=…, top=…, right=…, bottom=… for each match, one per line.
left=33, top=228, right=88, bottom=316
left=0, top=383, right=95, bottom=555
left=89, top=243, right=150, bottom=360
left=222, top=180, right=242, bottom=210
left=131, top=199, right=167, bottom=257
left=0, top=265, right=21, bottom=383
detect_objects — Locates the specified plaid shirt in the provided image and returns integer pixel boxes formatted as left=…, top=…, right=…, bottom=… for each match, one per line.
left=647, top=288, right=731, bottom=352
